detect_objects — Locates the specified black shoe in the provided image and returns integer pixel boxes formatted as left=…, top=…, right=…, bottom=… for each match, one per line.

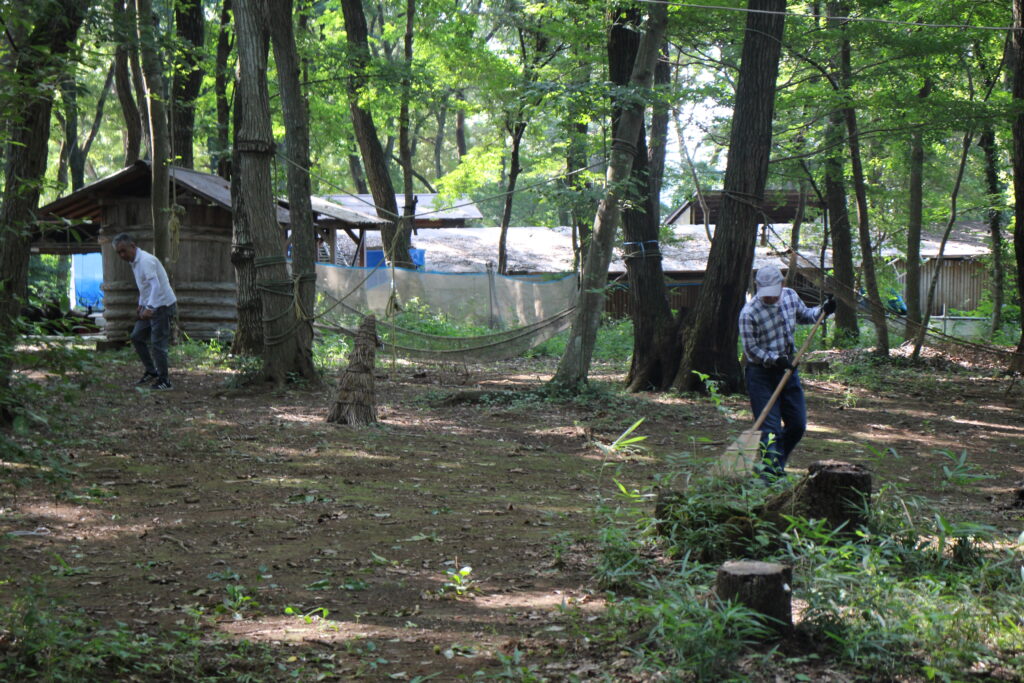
left=150, top=379, right=173, bottom=390
left=136, top=372, right=158, bottom=385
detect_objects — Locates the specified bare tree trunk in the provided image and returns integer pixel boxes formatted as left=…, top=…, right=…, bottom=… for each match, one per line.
left=607, top=10, right=678, bottom=392
left=0, top=0, right=87, bottom=409
left=346, top=153, right=368, bottom=194
left=673, top=0, right=786, bottom=393
left=214, top=0, right=233, bottom=178
left=433, top=99, right=447, bottom=178
left=398, top=0, right=418, bottom=271
left=978, top=126, right=1005, bottom=335
left=172, top=0, right=205, bottom=169
left=906, top=127, right=924, bottom=333
left=1014, top=0, right=1024, bottom=372
left=235, top=0, right=303, bottom=385
left=455, top=89, right=468, bottom=159
left=912, top=132, right=973, bottom=359
left=904, top=79, right=931, bottom=339
left=823, top=111, right=857, bottom=344
left=831, top=1, right=886, bottom=355
left=112, top=0, right=143, bottom=164
left=269, top=0, right=318, bottom=382
left=135, top=0, right=172, bottom=264
left=549, top=1, right=667, bottom=393
left=340, top=0, right=412, bottom=268
left=497, top=121, right=525, bottom=275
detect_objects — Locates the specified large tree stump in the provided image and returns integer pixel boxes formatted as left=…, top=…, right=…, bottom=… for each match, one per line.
left=326, top=315, right=377, bottom=425
left=715, top=560, right=792, bottom=632
left=761, top=460, right=872, bottom=535
left=805, top=460, right=872, bottom=532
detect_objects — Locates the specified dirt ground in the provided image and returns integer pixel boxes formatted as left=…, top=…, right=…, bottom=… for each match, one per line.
left=2, top=344, right=1023, bottom=681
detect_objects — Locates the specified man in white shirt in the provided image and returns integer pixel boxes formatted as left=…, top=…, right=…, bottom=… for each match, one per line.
left=113, top=233, right=177, bottom=390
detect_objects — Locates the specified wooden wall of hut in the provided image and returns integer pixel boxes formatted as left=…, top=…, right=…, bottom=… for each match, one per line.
left=100, top=196, right=236, bottom=341
left=604, top=277, right=702, bottom=319
left=898, top=258, right=987, bottom=316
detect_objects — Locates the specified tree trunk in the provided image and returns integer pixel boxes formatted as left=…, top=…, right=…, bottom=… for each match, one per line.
left=1014, top=0, right=1024, bottom=372
left=398, top=0, right=418, bottom=272
left=135, top=0, right=172, bottom=264
left=455, top=89, right=468, bottom=158
left=906, top=127, right=924, bottom=333
left=269, top=0, right=318, bottom=382
left=235, top=0, right=303, bottom=385
left=905, top=79, right=932, bottom=337
left=672, top=0, right=786, bottom=394
left=340, top=0, right=412, bottom=268
left=978, top=127, right=1005, bottom=335
left=0, top=0, right=87, bottom=406
left=433, top=99, right=447, bottom=178
left=112, top=0, right=143, bottom=164
left=172, top=0, right=204, bottom=169
left=348, top=153, right=369, bottom=194
left=497, top=122, right=525, bottom=275
left=912, top=132, right=973, bottom=360
left=608, top=11, right=678, bottom=392
left=549, top=1, right=667, bottom=393
left=214, top=0, right=233, bottom=178
left=831, top=1, right=886, bottom=355
left=822, top=111, right=857, bottom=344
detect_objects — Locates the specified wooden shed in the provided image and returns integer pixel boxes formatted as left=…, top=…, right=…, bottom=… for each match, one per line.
left=33, top=161, right=383, bottom=341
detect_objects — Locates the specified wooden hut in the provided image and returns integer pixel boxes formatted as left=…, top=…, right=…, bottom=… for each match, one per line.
left=33, top=161, right=383, bottom=341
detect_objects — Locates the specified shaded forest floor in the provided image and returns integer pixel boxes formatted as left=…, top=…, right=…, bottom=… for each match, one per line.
left=2, top=341, right=1023, bottom=681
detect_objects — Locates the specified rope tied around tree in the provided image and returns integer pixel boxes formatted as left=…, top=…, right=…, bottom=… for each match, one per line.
left=254, top=255, right=316, bottom=346
left=622, top=239, right=662, bottom=260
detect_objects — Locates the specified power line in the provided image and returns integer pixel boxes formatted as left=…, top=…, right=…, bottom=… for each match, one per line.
left=637, top=0, right=1015, bottom=33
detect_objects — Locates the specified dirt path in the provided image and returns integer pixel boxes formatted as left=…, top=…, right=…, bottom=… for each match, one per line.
left=2, top=349, right=1022, bottom=680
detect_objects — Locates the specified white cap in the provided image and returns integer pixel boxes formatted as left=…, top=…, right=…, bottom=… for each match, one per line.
left=755, top=265, right=783, bottom=298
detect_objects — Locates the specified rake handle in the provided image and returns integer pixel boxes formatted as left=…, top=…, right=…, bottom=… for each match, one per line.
left=750, top=309, right=827, bottom=433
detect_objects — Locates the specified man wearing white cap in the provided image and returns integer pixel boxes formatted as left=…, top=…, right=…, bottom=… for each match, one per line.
left=738, top=264, right=835, bottom=479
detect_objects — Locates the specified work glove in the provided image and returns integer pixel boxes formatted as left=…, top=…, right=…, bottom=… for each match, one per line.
left=822, top=295, right=837, bottom=317
left=771, top=355, right=793, bottom=370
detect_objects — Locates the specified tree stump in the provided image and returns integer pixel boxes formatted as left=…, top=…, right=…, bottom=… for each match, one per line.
left=326, top=315, right=378, bottom=426
left=715, top=560, right=792, bottom=632
left=805, top=460, right=872, bottom=532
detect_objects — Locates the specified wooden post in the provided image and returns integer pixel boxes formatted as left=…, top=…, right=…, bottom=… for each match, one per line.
left=326, top=314, right=378, bottom=425
left=715, top=560, right=792, bottom=632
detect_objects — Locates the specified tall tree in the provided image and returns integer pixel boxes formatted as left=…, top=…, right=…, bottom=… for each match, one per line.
left=112, top=0, right=143, bottom=164
left=549, top=0, right=668, bottom=393
left=340, top=0, right=413, bottom=268
left=212, top=0, right=233, bottom=179
left=234, top=0, right=307, bottom=384
left=0, top=0, right=87, bottom=414
left=269, top=0, right=318, bottom=381
left=135, top=0, right=172, bottom=264
left=673, top=0, right=787, bottom=393
left=171, top=0, right=204, bottom=168
left=608, top=9, right=679, bottom=392
left=1009, top=0, right=1024, bottom=372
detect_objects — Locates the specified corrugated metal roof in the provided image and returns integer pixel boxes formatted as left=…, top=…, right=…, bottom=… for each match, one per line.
left=325, top=193, right=484, bottom=223
left=307, top=195, right=387, bottom=226
left=329, top=223, right=824, bottom=274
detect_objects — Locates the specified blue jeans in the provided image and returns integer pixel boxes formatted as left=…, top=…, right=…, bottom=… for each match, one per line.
left=745, top=363, right=807, bottom=478
left=131, top=303, right=175, bottom=382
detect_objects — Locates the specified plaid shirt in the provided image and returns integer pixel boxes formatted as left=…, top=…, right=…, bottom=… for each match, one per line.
left=739, top=288, right=821, bottom=366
